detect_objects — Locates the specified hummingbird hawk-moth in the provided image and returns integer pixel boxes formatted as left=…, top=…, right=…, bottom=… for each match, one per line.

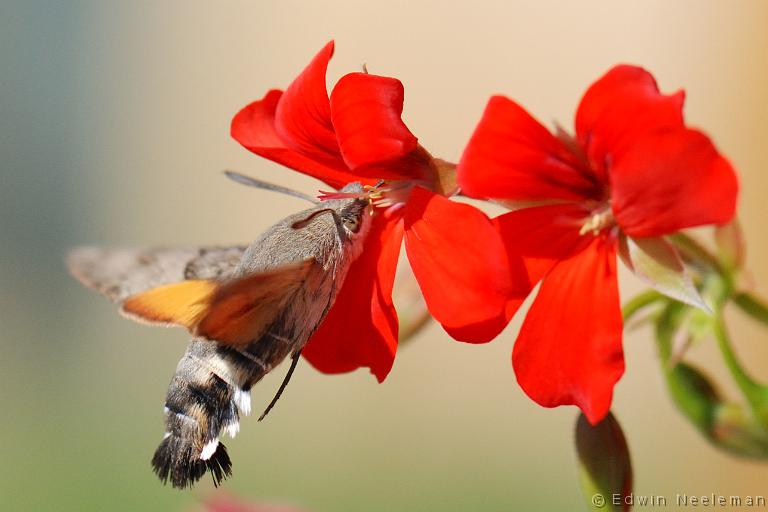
left=67, top=173, right=373, bottom=488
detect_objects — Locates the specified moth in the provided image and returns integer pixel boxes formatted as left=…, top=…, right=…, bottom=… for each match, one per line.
left=67, top=172, right=373, bottom=488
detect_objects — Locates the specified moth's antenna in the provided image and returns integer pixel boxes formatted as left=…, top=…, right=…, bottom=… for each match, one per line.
left=224, top=170, right=317, bottom=204
left=258, top=349, right=302, bottom=422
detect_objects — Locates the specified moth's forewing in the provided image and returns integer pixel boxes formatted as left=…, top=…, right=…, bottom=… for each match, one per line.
left=196, top=259, right=317, bottom=347
left=66, top=246, right=245, bottom=302
left=119, top=259, right=316, bottom=347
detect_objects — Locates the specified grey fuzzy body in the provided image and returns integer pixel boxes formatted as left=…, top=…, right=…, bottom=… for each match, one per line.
left=153, top=185, right=371, bottom=488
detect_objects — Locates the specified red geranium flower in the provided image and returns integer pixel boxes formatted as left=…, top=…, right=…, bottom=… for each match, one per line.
left=231, top=41, right=526, bottom=381
left=457, top=65, right=738, bottom=423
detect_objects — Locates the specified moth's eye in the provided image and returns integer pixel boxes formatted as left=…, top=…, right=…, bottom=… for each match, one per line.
left=343, top=215, right=361, bottom=234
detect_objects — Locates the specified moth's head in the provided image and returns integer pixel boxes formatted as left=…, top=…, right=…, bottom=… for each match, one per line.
left=333, top=182, right=372, bottom=240
left=290, top=182, right=372, bottom=254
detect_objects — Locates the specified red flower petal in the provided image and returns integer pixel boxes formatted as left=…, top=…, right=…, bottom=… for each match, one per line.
left=274, top=41, right=344, bottom=166
left=230, top=89, right=360, bottom=189
left=512, top=237, right=624, bottom=425
left=611, top=128, right=739, bottom=238
left=458, top=95, right=599, bottom=202
left=302, top=214, right=404, bottom=382
left=493, top=204, right=593, bottom=285
left=575, top=65, right=685, bottom=182
left=330, top=72, right=419, bottom=176
left=403, top=187, right=529, bottom=343
left=441, top=301, right=523, bottom=347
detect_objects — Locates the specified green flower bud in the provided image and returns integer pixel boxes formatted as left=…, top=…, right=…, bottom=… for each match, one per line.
left=575, top=412, right=633, bottom=511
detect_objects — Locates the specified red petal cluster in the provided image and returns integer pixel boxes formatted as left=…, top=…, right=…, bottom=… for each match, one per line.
left=458, top=65, right=738, bottom=423
left=231, top=41, right=524, bottom=381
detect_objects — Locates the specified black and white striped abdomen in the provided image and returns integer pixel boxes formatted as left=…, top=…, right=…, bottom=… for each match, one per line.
left=152, top=334, right=293, bottom=488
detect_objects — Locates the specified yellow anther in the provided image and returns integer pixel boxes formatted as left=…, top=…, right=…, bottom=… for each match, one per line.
left=579, top=209, right=614, bottom=236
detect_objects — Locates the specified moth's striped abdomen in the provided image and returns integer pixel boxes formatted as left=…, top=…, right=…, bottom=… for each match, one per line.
left=151, top=333, right=293, bottom=488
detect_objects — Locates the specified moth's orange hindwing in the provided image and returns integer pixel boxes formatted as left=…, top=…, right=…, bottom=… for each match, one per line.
left=121, top=279, right=217, bottom=329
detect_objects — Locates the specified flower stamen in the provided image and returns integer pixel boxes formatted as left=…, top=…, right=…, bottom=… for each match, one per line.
left=579, top=208, right=615, bottom=236
left=319, top=180, right=415, bottom=216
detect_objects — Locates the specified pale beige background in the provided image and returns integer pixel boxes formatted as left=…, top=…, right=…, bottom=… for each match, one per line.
left=2, top=1, right=767, bottom=510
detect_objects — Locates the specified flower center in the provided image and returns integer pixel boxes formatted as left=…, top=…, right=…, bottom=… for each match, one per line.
left=317, top=148, right=456, bottom=218
left=318, top=180, right=415, bottom=217
left=365, top=181, right=413, bottom=209
left=579, top=205, right=615, bottom=236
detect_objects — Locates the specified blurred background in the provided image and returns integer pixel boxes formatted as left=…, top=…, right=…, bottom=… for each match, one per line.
left=2, top=1, right=768, bottom=510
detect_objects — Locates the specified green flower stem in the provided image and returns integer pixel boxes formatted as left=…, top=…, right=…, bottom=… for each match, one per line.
left=651, top=232, right=768, bottom=452
left=654, top=300, right=685, bottom=363
left=655, top=302, right=768, bottom=456
left=713, top=313, right=768, bottom=427
left=733, top=292, right=768, bottom=327
left=622, top=290, right=663, bottom=323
